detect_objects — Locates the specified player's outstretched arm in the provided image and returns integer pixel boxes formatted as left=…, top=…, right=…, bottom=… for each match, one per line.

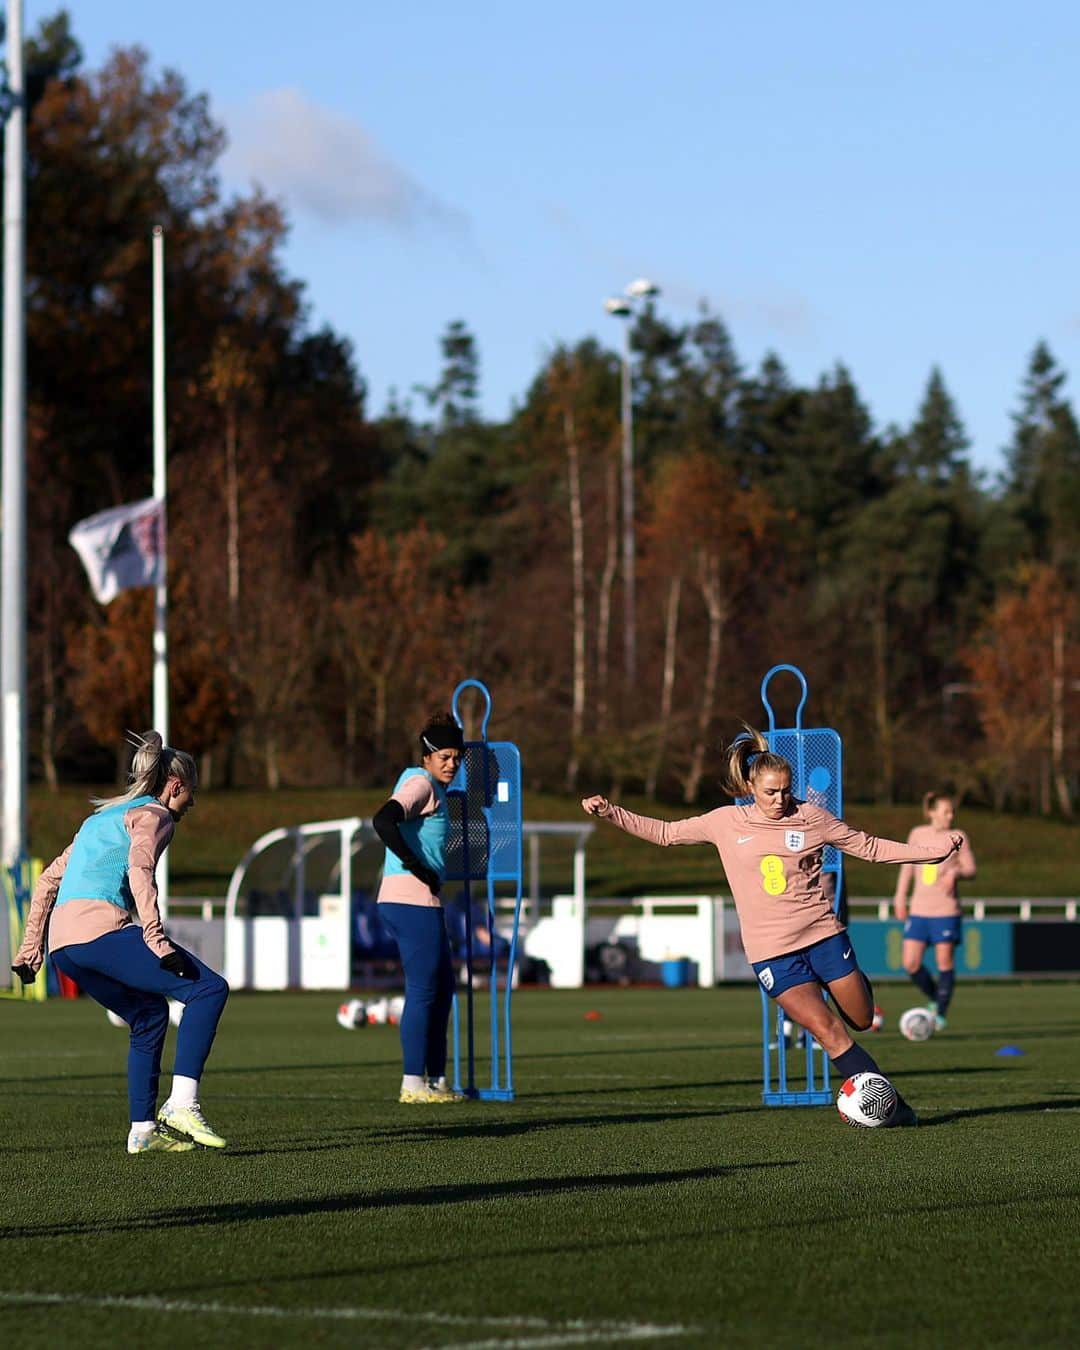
left=580, top=796, right=717, bottom=848
left=818, top=812, right=963, bottom=867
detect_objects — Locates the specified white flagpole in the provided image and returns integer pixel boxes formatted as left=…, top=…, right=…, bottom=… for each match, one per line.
left=152, top=226, right=170, bottom=916
left=1, top=0, right=27, bottom=869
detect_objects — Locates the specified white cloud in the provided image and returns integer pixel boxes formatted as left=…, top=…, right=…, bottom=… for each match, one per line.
left=222, top=87, right=468, bottom=234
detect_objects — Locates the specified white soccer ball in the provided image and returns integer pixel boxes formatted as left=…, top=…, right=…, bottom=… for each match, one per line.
left=168, top=999, right=184, bottom=1027
left=105, top=1008, right=128, bottom=1028
left=365, top=996, right=390, bottom=1025
left=336, top=998, right=368, bottom=1030
left=836, top=1071, right=899, bottom=1127
left=899, top=1007, right=936, bottom=1042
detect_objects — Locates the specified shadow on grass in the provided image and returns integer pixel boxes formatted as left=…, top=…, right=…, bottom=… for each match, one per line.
left=918, top=1096, right=1080, bottom=1126
left=161, top=1183, right=1080, bottom=1300
left=0, top=1159, right=798, bottom=1242
left=220, top=1104, right=772, bottom=1157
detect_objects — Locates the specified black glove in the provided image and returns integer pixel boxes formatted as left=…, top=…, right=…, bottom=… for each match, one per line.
left=11, top=963, right=36, bottom=986
left=160, top=950, right=199, bottom=981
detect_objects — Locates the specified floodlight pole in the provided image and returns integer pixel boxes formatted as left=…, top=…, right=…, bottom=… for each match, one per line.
left=2, top=0, right=27, bottom=867
left=604, top=280, right=659, bottom=694
left=618, top=320, right=636, bottom=686
left=152, top=226, right=170, bottom=915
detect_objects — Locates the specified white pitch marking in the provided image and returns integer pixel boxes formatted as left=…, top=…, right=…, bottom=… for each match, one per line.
left=0, top=1291, right=693, bottom=1342
left=427, top=1329, right=689, bottom=1349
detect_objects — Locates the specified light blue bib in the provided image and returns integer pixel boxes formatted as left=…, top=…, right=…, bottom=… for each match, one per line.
left=55, top=794, right=159, bottom=911
left=382, top=769, right=448, bottom=880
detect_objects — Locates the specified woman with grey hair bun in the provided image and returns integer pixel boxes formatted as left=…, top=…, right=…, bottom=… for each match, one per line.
left=11, top=731, right=230, bottom=1154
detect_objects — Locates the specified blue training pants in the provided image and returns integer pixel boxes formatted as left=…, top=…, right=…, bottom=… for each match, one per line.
left=378, top=903, right=455, bottom=1078
left=52, top=926, right=229, bottom=1121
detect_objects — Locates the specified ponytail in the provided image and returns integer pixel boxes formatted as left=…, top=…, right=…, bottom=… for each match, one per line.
left=91, top=730, right=198, bottom=812
left=719, top=724, right=792, bottom=798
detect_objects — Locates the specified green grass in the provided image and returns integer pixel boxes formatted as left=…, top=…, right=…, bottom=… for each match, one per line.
left=27, top=787, right=1080, bottom=897
left=1, top=984, right=1077, bottom=1348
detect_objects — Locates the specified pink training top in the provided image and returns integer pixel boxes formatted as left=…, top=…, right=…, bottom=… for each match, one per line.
left=12, top=803, right=177, bottom=974
left=375, top=772, right=443, bottom=909
left=597, top=799, right=953, bottom=964
left=894, top=825, right=976, bottom=918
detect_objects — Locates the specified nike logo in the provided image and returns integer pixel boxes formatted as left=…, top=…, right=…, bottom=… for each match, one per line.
left=737, top=835, right=753, bottom=845
left=842, top=948, right=851, bottom=959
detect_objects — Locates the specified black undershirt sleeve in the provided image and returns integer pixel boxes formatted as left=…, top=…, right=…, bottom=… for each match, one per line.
left=372, top=799, right=440, bottom=894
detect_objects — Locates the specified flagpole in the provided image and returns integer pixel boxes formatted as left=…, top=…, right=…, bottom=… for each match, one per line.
left=152, top=226, right=169, bottom=916
left=1, top=0, right=27, bottom=869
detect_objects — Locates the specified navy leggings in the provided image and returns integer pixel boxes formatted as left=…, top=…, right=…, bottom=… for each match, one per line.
left=52, top=926, right=229, bottom=1120
left=378, top=903, right=455, bottom=1077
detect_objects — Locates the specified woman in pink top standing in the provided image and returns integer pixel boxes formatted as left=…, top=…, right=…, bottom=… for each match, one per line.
left=893, top=791, right=976, bottom=1030
left=583, top=727, right=962, bottom=1126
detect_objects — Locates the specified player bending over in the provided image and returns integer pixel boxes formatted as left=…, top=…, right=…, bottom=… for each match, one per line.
left=11, top=732, right=229, bottom=1153
left=893, top=791, right=976, bottom=1030
left=582, top=727, right=963, bottom=1127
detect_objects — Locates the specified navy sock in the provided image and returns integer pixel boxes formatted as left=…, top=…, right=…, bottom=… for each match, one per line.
left=830, top=1042, right=909, bottom=1109
left=936, top=969, right=956, bottom=1014
left=909, top=965, right=937, bottom=1002
left=830, top=1043, right=881, bottom=1079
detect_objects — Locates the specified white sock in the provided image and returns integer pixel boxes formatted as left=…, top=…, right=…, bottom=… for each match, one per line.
left=430, top=1076, right=448, bottom=1090
left=167, top=1075, right=199, bottom=1109
left=402, top=1074, right=426, bottom=1092
left=130, top=1120, right=154, bottom=1135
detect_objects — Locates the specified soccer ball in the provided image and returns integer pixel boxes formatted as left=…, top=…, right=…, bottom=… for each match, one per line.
left=899, top=1007, right=936, bottom=1042
left=364, top=996, right=390, bottom=1025
left=336, top=998, right=368, bottom=1030
left=105, top=1008, right=128, bottom=1028
left=869, top=1005, right=885, bottom=1032
left=836, top=1071, right=899, bottom=1127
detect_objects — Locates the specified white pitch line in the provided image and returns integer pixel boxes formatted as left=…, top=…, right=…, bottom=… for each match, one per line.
left=424, top=1330, right=689, bottom=1349
left=0, top=1291, right=693, bottom=1342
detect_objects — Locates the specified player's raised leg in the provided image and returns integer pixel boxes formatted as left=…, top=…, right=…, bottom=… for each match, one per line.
left=777, top=980, right=917, bottom=1127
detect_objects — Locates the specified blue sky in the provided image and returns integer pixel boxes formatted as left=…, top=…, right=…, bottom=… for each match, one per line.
left=61, top=1, right=1080, bottom=477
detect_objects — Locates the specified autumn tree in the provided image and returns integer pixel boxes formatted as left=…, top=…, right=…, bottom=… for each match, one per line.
left=334, top=526, right=469, bottom=782
left=964, top=564, right=1078, bottom=813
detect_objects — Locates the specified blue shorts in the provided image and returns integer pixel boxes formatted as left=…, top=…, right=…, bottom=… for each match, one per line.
left=903, top=914, right=962, bottom=946
left=751, top=931, right=859, bottom=999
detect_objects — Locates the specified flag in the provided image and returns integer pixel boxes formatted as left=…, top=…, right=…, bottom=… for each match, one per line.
left=68, top=497, right=164, bottom=604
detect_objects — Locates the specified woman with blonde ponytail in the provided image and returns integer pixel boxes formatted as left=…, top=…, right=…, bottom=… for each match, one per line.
left=11, top=732, right=230, bottom=1154
left=583, top=724, right=965, bottom=1127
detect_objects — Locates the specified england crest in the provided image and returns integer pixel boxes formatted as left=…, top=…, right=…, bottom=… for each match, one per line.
left=784, top=829, right=805, bottom=851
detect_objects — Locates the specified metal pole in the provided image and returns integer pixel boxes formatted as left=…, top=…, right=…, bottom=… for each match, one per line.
left=619, top=319, right=636, bottom=687
left=152, top=226, right=169, bottom=914
left=2, top=0, right=27, bottom=867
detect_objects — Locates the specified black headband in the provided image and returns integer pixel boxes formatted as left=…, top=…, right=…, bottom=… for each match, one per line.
left=421, top=724, right=463, bottom=754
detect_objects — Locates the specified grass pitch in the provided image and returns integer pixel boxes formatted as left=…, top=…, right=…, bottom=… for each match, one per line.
left=1, top=982, right=1077, bottom=1348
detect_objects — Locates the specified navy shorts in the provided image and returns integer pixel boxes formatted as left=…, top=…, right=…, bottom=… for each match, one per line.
left=903, top=914, right=962, bottom=946
left=752, top=931, right=859, bottom=999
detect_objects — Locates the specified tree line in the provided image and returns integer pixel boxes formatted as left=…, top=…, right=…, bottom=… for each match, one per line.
left=8, top=14, right=1079, bottom=813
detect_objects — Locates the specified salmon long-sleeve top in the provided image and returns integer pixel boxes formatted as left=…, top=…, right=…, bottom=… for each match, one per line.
left=596, top=799, right=955, bottom=964
left=12, top=803, right=177, bottom=974
left=893, top=825, right=976, bottom=918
